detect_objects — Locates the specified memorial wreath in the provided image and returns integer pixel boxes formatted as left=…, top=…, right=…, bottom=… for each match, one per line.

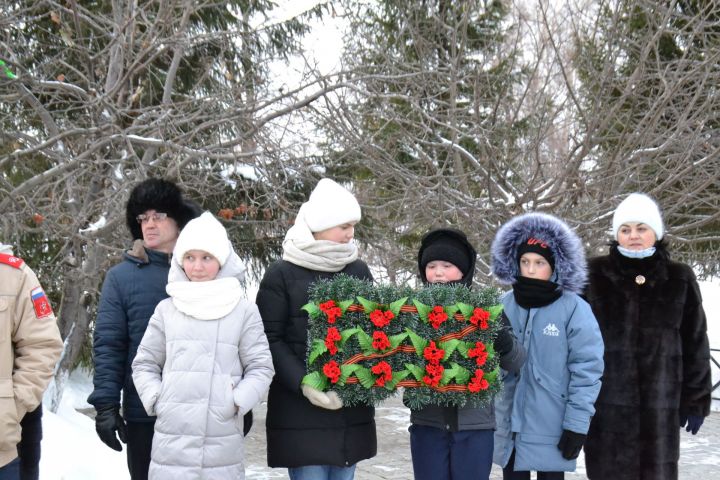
left=301, top=275, right=505, bottom=409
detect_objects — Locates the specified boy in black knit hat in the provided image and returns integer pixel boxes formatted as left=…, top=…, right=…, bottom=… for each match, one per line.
left=409, top=228, right=525, bottom=480
left=88, top=178, right=200, bottom=480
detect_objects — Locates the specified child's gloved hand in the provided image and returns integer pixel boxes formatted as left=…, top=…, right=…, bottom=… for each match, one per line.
left=493, top=326, right=515, bottom=356
left=557, top=429, right=586, bottom=460
left=301, top=385, right=343, bottom=410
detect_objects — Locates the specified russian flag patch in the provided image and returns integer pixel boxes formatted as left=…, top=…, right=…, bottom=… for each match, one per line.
left=30, top=286, right=54, bottom=319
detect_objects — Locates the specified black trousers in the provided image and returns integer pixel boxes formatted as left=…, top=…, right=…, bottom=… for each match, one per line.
left=126, top=421, right=155, bottom=480
left=502, top=449, right=564, bottom=480
left=17, top=406, right=43, bottom=480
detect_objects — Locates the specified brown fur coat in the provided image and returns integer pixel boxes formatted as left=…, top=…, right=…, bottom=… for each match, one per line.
left=583, top=245, right=711, bottom=480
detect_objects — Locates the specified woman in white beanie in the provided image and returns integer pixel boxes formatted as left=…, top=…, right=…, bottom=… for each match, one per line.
left=583, top=193, right=711, bottom=480
left=132, top=212, right=274, bottom=479
left=256, top=178, right=376, bottom=480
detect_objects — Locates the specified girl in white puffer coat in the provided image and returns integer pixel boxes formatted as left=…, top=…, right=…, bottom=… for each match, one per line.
left=132, top=212, right=274, bottom=480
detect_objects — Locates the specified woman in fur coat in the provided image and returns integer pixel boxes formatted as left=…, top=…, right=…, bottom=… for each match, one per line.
left=132, top=212, right=274, bottom=479
left=583, top=193, right=712, bottom=480
left=491, top=213, right=604, bottom=480
left=256, top=178, right=376, bottom=480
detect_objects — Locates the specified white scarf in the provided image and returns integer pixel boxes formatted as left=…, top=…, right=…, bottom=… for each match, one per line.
left=166, top=277, right=242, bottom=320
left=282, top=205, right=358, bottom=272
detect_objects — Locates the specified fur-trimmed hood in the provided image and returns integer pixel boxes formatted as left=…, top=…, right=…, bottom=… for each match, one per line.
left=491, top=212, right=587, bottom=294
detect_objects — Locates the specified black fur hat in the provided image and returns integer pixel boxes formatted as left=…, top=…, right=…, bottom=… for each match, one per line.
left=125, top=178, right=201, bottom=240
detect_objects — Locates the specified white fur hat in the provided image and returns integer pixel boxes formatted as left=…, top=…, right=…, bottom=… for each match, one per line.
left=173, top=212, right=232, bottom=266
left=302, top=178, right=361, bottom=232
left=612, top=193, right=664, bottom=240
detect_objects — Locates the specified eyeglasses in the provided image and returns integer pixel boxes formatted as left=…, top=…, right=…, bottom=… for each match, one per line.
left=136, top=212, right=168, bottom=224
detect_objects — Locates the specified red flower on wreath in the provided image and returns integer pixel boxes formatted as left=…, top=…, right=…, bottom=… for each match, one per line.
left=427, top=306, right=448, bottom=329
left=423, top=341, right=445, bottom=364
left=423, top=363, right=445, bottom=387
left=469, top=307, right=490, bottom=330
left=369, top=309, right=395, bottom=328
left=322, top=360, right=341, bottom=384
left=319, top=300, right=343, bottom=324
left=372, top=331, right=392, bottom=351
left=468, top=368, right=489, bottom=392
left=371, top=361, right=393, bottom=387
left=324, top=327, right=342, bottom=355
left=468, top=341, right=488, bottom=366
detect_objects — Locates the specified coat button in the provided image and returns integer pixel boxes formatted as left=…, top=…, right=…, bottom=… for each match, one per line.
left=635, top=275, right=646, bottom=285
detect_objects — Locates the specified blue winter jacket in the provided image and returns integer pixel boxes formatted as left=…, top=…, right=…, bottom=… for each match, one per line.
left=493, top=290, right=604, bottom=472
left=88, top=241, right=172, bottom=422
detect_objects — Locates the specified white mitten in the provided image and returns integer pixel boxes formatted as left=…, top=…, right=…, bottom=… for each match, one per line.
left=325, top=391, right=344, bottom=410
left=301, top=385, right=342, bottom=410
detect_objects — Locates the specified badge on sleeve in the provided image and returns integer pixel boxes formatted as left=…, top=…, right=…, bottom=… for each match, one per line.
left=30, top=286, right=54, bottom=318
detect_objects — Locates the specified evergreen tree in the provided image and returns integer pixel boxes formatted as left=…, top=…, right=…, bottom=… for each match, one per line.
left=573, top=0, right=720, bottom=271
left=315, top=0, right=547, bottom=280
left=0, top=0, right=325, bottom=408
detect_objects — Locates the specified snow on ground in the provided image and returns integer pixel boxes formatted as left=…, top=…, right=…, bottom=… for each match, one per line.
left=40, top=369, right=129, bottom=480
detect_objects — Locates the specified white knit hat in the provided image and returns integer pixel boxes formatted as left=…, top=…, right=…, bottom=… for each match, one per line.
left=612, top=193, right=664, bottom=240
left=301, top=178, right=361, bottom=232
left=173, top=212, right=232, bottom=266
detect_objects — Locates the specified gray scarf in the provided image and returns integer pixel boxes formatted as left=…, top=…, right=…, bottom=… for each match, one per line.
left=281, top=207, right=358, bottom=272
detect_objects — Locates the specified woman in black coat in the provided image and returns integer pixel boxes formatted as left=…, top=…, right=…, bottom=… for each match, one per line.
left=583, top=193, right=712, bottom=480
left=256, top=178, right=376, bottom=480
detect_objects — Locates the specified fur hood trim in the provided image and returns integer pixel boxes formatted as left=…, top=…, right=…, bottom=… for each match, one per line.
left=491, top=212, right=587, bottom=293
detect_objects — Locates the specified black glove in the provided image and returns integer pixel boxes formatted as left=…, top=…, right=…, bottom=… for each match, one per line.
left=680, top=413, right=704, bottom=435
left=493, top=326, right=515, bottom=356
left=243, top=410, right=253, bottom=437
left=557, top=429, right=586, bottom=460
left=95, top=405, right=127, bottom=452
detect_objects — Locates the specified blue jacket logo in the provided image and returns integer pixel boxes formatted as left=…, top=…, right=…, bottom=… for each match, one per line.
left=542, top=323, right=560, bottom=337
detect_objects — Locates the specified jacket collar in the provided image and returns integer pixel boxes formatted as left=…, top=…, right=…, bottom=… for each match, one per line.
left=123, top=239, right=172, bottom=266
left=606, top=244, right=668, bottom=285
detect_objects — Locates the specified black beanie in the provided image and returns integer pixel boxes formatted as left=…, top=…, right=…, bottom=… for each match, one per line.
left=125, top=178, right=201, bottom=240
left=419, top=229, right=475, bottom=278
left=517, top=237, right=555, bottom=271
